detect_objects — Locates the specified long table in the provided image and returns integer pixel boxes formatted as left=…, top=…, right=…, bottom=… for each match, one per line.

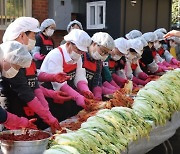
left=122, top=111, right=180, bottom=154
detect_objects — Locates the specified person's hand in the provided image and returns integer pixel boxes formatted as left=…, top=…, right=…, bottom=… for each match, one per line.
left=138, top=72, right=148, bottom=80
left=75, top=95, right=86, bottom=109
left=53, top=72, right=71, bottom=83
left=34, top=53, right=45, bottom=60
left=27, top=118, right=38, bottom=129
left=82, top=91, right=94, bottom=99
left=164, top=30, right=180, bottom=39
left=4, top=112, right=38, bottom=130
left=178, top=63, right=180, bottom=67
left=145, top=77, right=152, bottom=83
left=53, top=91, right=72, bottom=104
left=49, top=119, right=62, bottom=134
left=92, top=86, right=102, bottom=101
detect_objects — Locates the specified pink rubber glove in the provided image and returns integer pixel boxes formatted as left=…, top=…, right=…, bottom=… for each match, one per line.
left=27, top=97, right=61, bottom=131
left=38, top=72, right=70, bottom=83
left=34, top=88, right=49, bottom=110
left=162, top=61, right=171, bottom=67
left=77, top=81, right=94, bottom=99
left=155, top=67, right=164, bottom=73
left=60, top=83, right=86, bottom=108
left=158, top=64, right=170, bottom=71
left=110, top=80, right=120, bottom=89
left=138, top=72, right=148, bottom=80
left=40, top=86, right=72, bottom=104
left=92, top=86, right=102, bottom=101
left=77, top=81, right=90, bottom=92
left=112, top=73, right=128, bottom=87
left=132, top=76, right=147, bottom=86
left=34, top=53, right=45, bottom=60
left=171, top=58, right=180, bottom=65
left=4, top=112, right=37, bottom=130
left=103, top=81, right=118, bottom=90
left=102, top=86, right=116, bottom=95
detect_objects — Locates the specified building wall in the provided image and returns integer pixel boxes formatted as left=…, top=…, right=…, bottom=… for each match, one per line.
left=121, top=0, right=171, bottom=36
left=0, top=0, right=172, bottom=45
left=78, top=0, right=171, bottom=39
left=78, top=0, right=121, bottom=39
left=33, top=0, right=66, bottom=47
left=0, top=0, right=65, bottom=47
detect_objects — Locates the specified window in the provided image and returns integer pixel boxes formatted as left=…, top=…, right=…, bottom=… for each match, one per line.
left=86, top=1, right=106, bottom=29
left=0, top=0, right=32, bottom=30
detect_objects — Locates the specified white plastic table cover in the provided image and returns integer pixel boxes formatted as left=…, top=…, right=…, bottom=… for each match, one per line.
left=122, top=111, right=180, bottom=154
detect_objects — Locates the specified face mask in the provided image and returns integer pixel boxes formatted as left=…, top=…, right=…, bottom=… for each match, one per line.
left=170, top=42, right=177, bottom=48
left=26, top=39, right=36, bottom=51
left=46, top=28, right=54, bottom=37
left=2, top=67, right=19, bottom=78
left=126, top=53, right=135, bottom=61
left=153, top=42, right=161, bottom=50
left=111, top=55, right=122, bottom=61
left=69, top=51, right=81, bottom=62
left=101, top=55, right=109, bottom=61
left=91, top=51, right=103, bottom=60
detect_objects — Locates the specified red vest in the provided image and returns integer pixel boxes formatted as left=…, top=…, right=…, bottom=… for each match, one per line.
left=24, top=61, right=37, bottom=116
left=39, top=33, right=53, bottom=46
left=152, top=50, right=157, bottom=58
left=26, top=61, right=37, bottom=76
left=82, top=53, right=97, bottom=81
left=58, top=47, right=77, bottom=81
left=109, top=59, right=116, bottom=69
left=131, top=63, right=138, bottom=70
left=157, top=47, right=165, bottom=56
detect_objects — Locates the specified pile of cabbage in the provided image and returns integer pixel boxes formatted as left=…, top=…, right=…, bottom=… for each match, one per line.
left=45, top=107, right=152, bottom=154
left=44, top=69, right=180, bottom=154
left=133, top=69, right=180, bottom=126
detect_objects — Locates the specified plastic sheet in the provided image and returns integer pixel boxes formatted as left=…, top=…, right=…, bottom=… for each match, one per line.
left=122, top=111, right=180, bottom=154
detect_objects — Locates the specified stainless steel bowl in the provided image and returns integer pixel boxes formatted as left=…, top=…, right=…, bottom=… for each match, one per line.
left=0, top=130, right=51, bottom=154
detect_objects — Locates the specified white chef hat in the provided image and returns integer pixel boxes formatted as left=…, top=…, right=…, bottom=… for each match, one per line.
left=154, top=31, right=165, bottom=41
left=167, top=36, right=180, bottom=44
left=64, top=29, right=92, bottom=52
left=142, top=32, right=158, bottom=43
left=154, top=28, right=167, bottom=34
left=40, top=19, right=56, bottom=31
left=0, top=41, right=32, bottom=68
left=92, top=32, right=115, bottom=50
left=3, top=17, right=40, bottom=43
left=129, top=38, right=144, bottom=55
left=125, top=30, right=142, bottom=39
left=67, top=20, right=83, bottom=33
left=114, top=37, right=130, bottom=55
left=137, top=36, right=148, bottom=47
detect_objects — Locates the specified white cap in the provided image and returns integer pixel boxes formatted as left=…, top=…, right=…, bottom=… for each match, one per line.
left=91, top=32, right=115, bottom=50
left=0, top=41, right=32, bottom=68
left=142, top=32, right=158, bottom=43
left=64, top=29, right=91, bottom=52
left=167, top=36, right=180, bottom=44
left=154, top=28, right=167, bottom=34
left=137, top=36, right=148, bottom=47
left=125, top=30, right=142, bottom=39
left=114, top=37, right=130, bottom=54
left=129, top=38, right=144, bottom=55
left=3, top=17, right=40, bottom=43
left=67, top=20, right=83, bottom=33
left=40, top=19, right=56, bottom=31
left=154, top=31, right=165, bottom=41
